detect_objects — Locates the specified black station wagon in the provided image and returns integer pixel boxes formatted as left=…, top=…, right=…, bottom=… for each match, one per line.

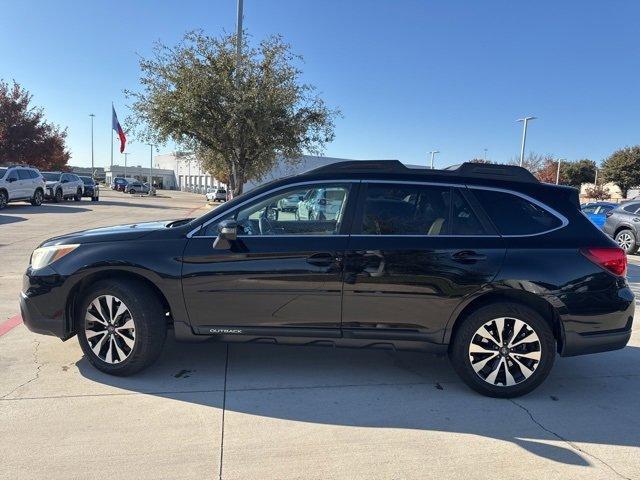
left=20, top=161, right=634, bottom=397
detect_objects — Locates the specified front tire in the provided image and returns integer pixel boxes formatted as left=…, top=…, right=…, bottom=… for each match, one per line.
left=77, top=279, right=167, bottom=376
left=615, top=229, right=637, bottom=254
left=53, top=189, right=63, bottom=203
left=449, top=302, right=555, bottom=398
left=74, top=188, right=82, bottom=201
left=30, top=189, right=44, bottom=206
left=0, top=190, right=7, bottom=209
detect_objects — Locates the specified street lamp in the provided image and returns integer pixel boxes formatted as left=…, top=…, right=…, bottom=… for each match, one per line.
left=429, top=150, right=440, bottom=169
left=89, top=114, right=95, bottom=177
left=483, top=148, right=488, bottom=162
left=124, top=152, right=129, bottom=180
left=517, top=116, right=536, bottom=167
left=556, top=158, right=565, bottom=185
left=148, top=144, right=155, bottom=195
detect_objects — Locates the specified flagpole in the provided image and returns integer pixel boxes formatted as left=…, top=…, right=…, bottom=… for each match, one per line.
left=110, top=102, right=114, bottom=170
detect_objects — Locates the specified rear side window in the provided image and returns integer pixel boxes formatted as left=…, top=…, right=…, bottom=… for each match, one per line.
left=473, top=189, right=562, bottom=235
left=29, top=170, right=40, bottom=179
left=18, top=169, right=31, bottom=180
left=622, top=203, right=640, bottom=213
left=360, top=184, right=487, bottom=236
left=598, top=205, right=614, bottom=214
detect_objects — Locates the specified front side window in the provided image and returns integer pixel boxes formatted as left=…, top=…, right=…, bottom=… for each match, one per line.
left=360, top=183, right=486, bottom=236
left=473, top=189, right=563, bottom=235
left=202, top=183, right=351, bottom=236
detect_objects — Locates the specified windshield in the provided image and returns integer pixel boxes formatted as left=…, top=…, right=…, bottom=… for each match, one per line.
left=42, top=172, right=60, bottom=181
left=80, top=176, right=94, bottom=185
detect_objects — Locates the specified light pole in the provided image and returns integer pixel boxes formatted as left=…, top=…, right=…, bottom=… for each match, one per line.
left=594, top=167, right=598, bottom=186
left=517, top=116, right=536, bottom=167
left=89, top=114, right=95, bottom=177
left=483, top=148, right=488, bottom=162
left=429, top=150, right=439, bottom=169
left=124, top=152, right=129, bottom=180
left=148, top=144, right=155, bottom=194
left=556, top=158, right=565, bottom=185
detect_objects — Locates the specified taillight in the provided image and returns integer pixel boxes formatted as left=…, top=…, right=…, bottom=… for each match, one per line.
left=581, top=247, right=627, bottom=276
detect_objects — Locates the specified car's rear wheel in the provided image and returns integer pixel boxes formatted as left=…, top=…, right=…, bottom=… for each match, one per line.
left=615, top=229, right=637, bottom=254
left=54, top=188, right=63, bottom=203
left=92, top=195, right=99, bottom=202
left=130, top=189, right=136, bottom=194
left=0, top=190, right=7, bottom=209
left=450, top=302, right=555, bottom=398
left=30, top=189, right=44, bottom=206
left=74, top=188, right=82, bottom=201
left=77, top=280, right=167, bottom=376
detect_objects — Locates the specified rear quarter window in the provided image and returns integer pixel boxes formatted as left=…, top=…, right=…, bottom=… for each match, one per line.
left=472, top=189, right=563, bottom=235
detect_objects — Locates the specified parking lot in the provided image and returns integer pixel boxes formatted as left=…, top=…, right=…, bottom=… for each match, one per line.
left=1, top=189, right=639, bottom=480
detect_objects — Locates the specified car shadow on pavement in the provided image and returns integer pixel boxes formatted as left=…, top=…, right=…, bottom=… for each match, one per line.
left=0, top=215, right=27, bottom=225
left=2, top=204, right=91, bottom=214
left=76, top=336, right=640, bottom=469
left=88, top=199, right=187, bottom=210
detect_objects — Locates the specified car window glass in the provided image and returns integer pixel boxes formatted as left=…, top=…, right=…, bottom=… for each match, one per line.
left=598, top=205, right=614, bottom=214
left=450, top=189, right=487, bottom=235
left=361, top=184, right=451, bottom=235
left=18, top=169, right=31, bottom=180
left=28, top=170, right=39, bottom=179
left=202, top=183, right=350, bottom=236
left=581, top=205, right=597, bottom=214
left=622, top=203, right=640, bottom=213
left=473, top=189, right=562, bottom=235
left=7, top=170, right=18, bottom=181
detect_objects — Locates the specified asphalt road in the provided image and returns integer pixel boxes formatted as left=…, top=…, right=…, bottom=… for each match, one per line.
left=0, top=191, right=638, bottom=480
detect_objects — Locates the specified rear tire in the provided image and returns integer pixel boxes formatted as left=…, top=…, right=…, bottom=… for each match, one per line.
left=92, top=196, right=99, bottom=202
left=77, top=279, right=167, bottom=376
left=74, top=188, right=82, bottom=201
left=449, top=302, right=555, bottom=398
left=0, top=190, right=7, bottom=209
left=30, top=189, right=44, bottom=206
left=615, top=229, right=637, bottom=254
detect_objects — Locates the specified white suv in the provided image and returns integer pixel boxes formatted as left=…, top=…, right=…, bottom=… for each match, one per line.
left=42, top=172, right=84, bottom=202
left=0, top=165, right=46, bottom=209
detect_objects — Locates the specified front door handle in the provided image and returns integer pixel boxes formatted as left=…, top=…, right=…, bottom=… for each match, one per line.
left=306, top=253, right=335, bottom=267
left=451, top=250, right=487, bottom=263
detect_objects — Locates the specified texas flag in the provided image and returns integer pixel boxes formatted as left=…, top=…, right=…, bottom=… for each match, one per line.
left=112, top=106, right=126, bottom=153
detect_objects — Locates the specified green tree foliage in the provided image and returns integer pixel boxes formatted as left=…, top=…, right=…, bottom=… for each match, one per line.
left=126, top=30, right=338, bottom=195
left=0, top=80, right=70, bottom=170
left=601, top=146, right=640, bottom=197
left=562, top=159, right=596, bottom=187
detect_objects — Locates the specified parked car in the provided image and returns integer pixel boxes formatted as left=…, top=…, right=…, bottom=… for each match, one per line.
left=277, top=191, right=304, bottom=212
left=79, top=176, right=100, bottom=202
left=205, top=187, right=227, bottom=203
left=125, top=181, right=150, bottom=194
left=41, top=172, right=84, bottom=202
left=581, top=202, right=616, bottom=229
left=603, top=201, right=640, bottom=253
left=0, top=165, right=45, bottom=209
left=20, top=161, right=633, bottom=398
left=296, top=186, right=346, bottom=220
left=111, top=177, right=128, bottom=191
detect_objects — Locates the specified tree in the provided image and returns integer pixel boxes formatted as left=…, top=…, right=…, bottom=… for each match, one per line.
left=584, top=184, right=611, bottom=200
left=535, top=157, right=560, bottom=184
left=601, top=146, right=640, bottom=197
left=509, top=152, right=548, bottom=176
left=126, top=30, right=338, bottom=196
left=467, top=158, right=492, bottom=164
left=563, top=159, right=596, bottom=187
left=0, top=80, right=70, bottom=170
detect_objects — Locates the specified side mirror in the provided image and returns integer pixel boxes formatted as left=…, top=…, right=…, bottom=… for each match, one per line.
left=213, top=220, right=238, bottom=249
left=62, top=179, right=68, bottom=183
left=7, top=177, right=16, bottom=183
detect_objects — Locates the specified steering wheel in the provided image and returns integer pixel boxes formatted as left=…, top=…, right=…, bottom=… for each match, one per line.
left=259, top=210, right=275, bottom=235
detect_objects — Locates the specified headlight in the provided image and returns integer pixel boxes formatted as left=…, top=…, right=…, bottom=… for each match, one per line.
left=30, top=244, right=80, bottom=270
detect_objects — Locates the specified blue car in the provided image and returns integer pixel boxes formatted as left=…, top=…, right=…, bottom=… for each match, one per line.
left=581, top=202, right=617, bottom=228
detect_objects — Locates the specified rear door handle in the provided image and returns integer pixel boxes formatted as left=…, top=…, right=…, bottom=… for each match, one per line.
left=306, top=253, right=335, bottom=267
left=451, top=250, right=487, bottom=263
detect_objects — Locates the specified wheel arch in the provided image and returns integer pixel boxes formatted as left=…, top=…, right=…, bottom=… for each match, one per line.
left=614, top=224, right=635, bottom=238
left=66, top=269, right=173, bottom=334
left=444, top=289, right=563, bottom=353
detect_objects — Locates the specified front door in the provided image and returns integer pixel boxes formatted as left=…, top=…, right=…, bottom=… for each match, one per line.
left=182, top=181, right=355, bottom=336
left=342, top=182, right=506, bottom=344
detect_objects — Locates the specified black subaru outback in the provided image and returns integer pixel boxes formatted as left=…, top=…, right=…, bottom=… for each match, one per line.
left=20, top=161, right=634, bottom=397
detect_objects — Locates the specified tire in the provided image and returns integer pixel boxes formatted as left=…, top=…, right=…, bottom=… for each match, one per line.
left=76, top=279, right=167, bottom=376
left=0, top=190, right=7, bottom=210
left=74, top=188, right=82, bottom=201
left=449, top=302, right=555, bottom=398
left=30, top=189, right=44, bottom=206
left=54, top=189, right=63, bottom=203
left=92, top=196, right=99, bottom=202
left=615, top=229, right=637, bottom=254
left=130, top=189, right=136, bottom=194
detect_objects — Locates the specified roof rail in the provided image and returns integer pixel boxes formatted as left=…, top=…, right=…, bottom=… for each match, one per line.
left=310, top=160, right=408, bottom=174
left=444, top=163, right=538, bottom=183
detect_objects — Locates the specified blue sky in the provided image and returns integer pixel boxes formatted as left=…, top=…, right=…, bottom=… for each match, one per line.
left=2, top=0, right=639, bottom=169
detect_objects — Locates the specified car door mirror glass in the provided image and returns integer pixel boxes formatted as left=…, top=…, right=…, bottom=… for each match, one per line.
left=213, top=220, right=238, bottom=249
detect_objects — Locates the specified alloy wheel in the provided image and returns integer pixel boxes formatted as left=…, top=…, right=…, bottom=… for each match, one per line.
left=84, top=295, right=136, bottom=364
left=34, top=190, right=43, bottom=205
left=0, top=192, right=7, bottom=209
left=468, top=317, right=541, bottom=387
left=617, top=232, right=633, bottom=251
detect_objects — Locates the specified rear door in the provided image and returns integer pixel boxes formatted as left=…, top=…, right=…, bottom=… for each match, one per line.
left=342, top=181, right=506, bottom=344
left=182, top=181, right=356, bottom=336
left=17, top=169, right=33, bottom=198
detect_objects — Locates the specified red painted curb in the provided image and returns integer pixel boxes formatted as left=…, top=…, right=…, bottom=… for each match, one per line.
left=0, top=314, right=23, bottom=336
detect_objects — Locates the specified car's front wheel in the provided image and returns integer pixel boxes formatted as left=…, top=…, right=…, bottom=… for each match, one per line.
left=615, top=229, right=637, bottom=254
left=30, top=189, right=43, bottom=206
left=77, top=280, right=167, bottom=376
left=74, top=188, right=82, bottom=201
left=449, top=302, right=555, bottom=398
left=0, top=190, right=7, bottom=209
left=54, top=189, right=63, bottom=203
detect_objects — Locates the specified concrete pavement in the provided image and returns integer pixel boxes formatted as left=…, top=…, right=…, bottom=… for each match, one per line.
left=0, top=191, right=639, bottom=479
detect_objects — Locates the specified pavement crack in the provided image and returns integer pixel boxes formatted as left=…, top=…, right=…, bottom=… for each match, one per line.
left=1, top=340, right=43, bottom=399
left=510, top=399, right=632, bottom=480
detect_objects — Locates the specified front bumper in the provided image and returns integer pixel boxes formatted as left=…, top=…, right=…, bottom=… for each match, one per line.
left=20, top=267, right=73, bottom=340
left=44, top=187, right=55, bottom=199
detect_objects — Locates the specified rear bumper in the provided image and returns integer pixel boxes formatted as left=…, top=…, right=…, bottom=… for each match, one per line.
left=561, top=322, right=632, bottom=356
